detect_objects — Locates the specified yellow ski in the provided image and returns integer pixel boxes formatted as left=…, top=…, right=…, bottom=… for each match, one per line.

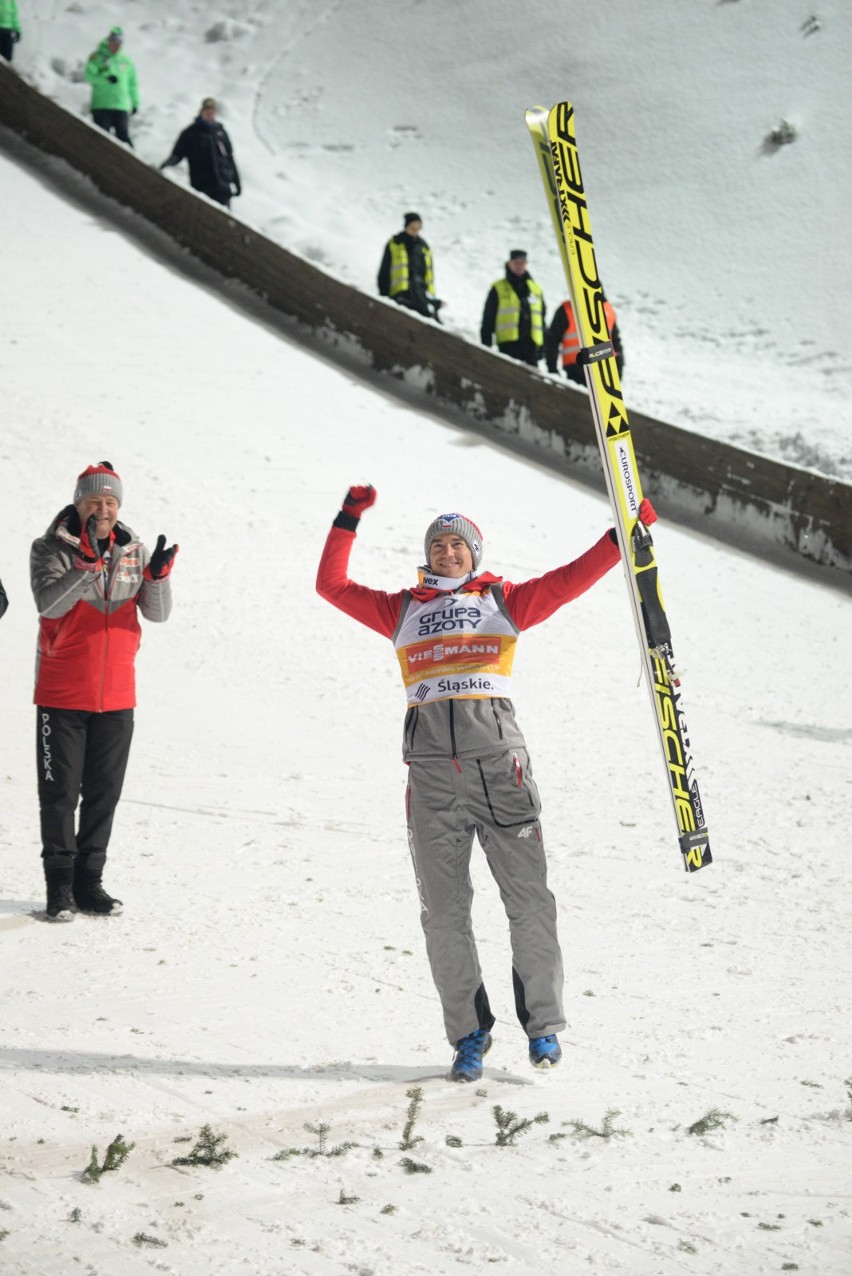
left=525, top=102, right=711, bottom=872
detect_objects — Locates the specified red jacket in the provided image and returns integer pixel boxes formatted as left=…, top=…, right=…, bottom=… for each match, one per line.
left=316, top=523, right=620, bottom=637
left=31, top=509, right=172, bottom=711
left=317, top=522, right=620, bottom=760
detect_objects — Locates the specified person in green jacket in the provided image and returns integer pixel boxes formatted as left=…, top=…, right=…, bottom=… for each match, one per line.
left=0, top=0, right=21, bottom=63
left=85, top=26, right=139, bottom=147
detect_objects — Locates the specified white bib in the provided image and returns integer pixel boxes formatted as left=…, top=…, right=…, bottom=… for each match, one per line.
left=393, top=586, right=519, bottom=705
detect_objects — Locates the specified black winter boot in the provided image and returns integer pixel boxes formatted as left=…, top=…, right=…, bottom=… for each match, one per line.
left=43, top=853, right=76, bottom=922
left=73, top=851, right=123, bottom=915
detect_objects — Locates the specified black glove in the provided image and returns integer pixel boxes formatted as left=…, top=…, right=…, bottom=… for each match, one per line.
left=132, top=106, right=137, bottom=115
left=74, top=515, right=103, bottom=573
left=107, top=74, right=118, bottom=83
left=146, top=534, right=179, bottom=580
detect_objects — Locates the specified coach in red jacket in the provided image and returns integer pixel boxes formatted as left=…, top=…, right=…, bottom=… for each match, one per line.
left=30, top=463, right=178, bottom=922
left=317, top=485, right=656, bottom=1082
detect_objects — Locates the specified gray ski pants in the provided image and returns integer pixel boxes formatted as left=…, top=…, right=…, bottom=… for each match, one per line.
left=405, top=746, right=565, bottom=1046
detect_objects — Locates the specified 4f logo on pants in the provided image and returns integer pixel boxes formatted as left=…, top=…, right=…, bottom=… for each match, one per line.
left=516, top=825, right=535, bottom=839
left=40, top=711, right=55, bottom=782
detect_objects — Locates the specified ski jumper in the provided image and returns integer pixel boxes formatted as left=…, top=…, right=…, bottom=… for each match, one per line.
left=317, top=515, right=620, bottom=1045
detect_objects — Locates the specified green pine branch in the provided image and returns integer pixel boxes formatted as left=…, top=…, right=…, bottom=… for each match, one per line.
left=562, top=1109, right=631, bottom=1140
left=171, top=1124, right=237, bottom=1167
left=82, top=1133, right=135, bottom=1182
left=493, top=1105, right=549, bottom=1146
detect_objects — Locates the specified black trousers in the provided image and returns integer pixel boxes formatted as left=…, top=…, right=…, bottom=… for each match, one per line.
left=0, top=29, right=15, bottom=62
left=37, top=707, right=134, bottom=858
left=192, top=180, right=231, bottom=208
left=92, top=109, right=133, bottom=147
left=496, top=340, right=541, bottom=368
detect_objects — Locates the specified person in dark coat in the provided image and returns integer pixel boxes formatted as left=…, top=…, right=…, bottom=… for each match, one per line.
left=160, top=98, right=241, bottom=208
left=480, top=251, right=545, bottom=367
left=377, top=212, right=443, bottom=321
left=0, top=576, right=7, bottom=617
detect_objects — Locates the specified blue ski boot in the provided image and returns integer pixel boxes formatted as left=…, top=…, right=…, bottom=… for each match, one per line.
left=450, top=1028, right=492, bottom=1082
left=529, top=1034, right=562, bottom=1069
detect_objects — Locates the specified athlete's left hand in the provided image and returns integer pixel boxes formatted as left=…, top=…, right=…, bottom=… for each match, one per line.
left=638, top=497, right=657, bottom=526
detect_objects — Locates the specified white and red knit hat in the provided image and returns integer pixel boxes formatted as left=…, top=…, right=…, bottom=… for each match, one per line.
left=74, top=462, right=123, bottom=506
left=424, top=513, right=483, bottom=569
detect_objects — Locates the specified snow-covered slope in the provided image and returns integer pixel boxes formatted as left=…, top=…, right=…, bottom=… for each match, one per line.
left=12, top=0, right=852, bottom=478
left=1, top=121, right=851, bottom=1274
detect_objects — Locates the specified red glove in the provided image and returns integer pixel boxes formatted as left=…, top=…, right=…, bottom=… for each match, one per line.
left=342, top=485, right=377, bottom=518
left=638, top=497, right=657, bottom=526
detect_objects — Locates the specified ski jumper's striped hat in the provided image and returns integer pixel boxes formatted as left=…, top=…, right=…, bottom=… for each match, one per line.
left=424, top=513, right=483, bottom=569
left=74, top=462, right=123, bottom=507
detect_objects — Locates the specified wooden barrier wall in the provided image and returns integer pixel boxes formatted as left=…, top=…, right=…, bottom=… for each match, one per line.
left=1, top=61, right=850, bottom=591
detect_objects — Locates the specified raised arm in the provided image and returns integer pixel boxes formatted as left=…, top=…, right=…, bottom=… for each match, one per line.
left=316, top=486, right=405, bottom=638
left=501, top=500, right=657, bottom=630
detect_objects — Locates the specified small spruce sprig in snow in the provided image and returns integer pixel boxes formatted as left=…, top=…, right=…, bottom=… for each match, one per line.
left=400, top=1156, right=432, bottom=1174
left=273, top=1121, right=357, bottom=1160
left=82, top=1133, right=135, bottom=1182
left=493, top=1104, right=549, bottom=1146
left=133, top=1231, right=168, bottom=1248
left=844, top=1076, right=852, bottom=1120
left=559, top=1109, right=631, bottom=1141
left=399, top=1086, right=425, bottom=1151
left=171, top=1124, right=238, bottom=1167
left=687, top=1108, right=736, bottom=1137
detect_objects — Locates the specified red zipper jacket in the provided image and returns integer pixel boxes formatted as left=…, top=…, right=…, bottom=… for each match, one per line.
left=316, top=522, right=620, bottom=638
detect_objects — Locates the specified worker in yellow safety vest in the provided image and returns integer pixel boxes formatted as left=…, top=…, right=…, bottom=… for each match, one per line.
left=378, top=212, right=443, bottom=322
left=480, top=250, right=545, bottom=367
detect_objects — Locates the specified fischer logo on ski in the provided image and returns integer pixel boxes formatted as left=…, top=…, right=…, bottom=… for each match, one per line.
left=525, top=101, right=712, bottom=873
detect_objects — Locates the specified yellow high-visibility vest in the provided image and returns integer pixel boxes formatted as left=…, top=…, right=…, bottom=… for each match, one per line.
left=388, top=238, right=434, bottom=297
left=493, top=278, right=544, bottom=346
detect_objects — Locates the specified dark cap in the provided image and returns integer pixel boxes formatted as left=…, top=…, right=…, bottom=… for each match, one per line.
left=403, top=211, right=422, bottom=226
left=509, top=249, right=527, bottom=260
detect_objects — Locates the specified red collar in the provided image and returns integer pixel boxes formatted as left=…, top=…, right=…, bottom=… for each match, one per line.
left=409, top=571, right=502, bottom=602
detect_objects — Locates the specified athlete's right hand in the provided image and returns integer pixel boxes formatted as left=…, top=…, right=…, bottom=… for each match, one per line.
left=342, top=485, right=377, bottom=518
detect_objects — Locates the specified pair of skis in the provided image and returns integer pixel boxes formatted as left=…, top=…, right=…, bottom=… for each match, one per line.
left=525, top=103, right=711, bottom=873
